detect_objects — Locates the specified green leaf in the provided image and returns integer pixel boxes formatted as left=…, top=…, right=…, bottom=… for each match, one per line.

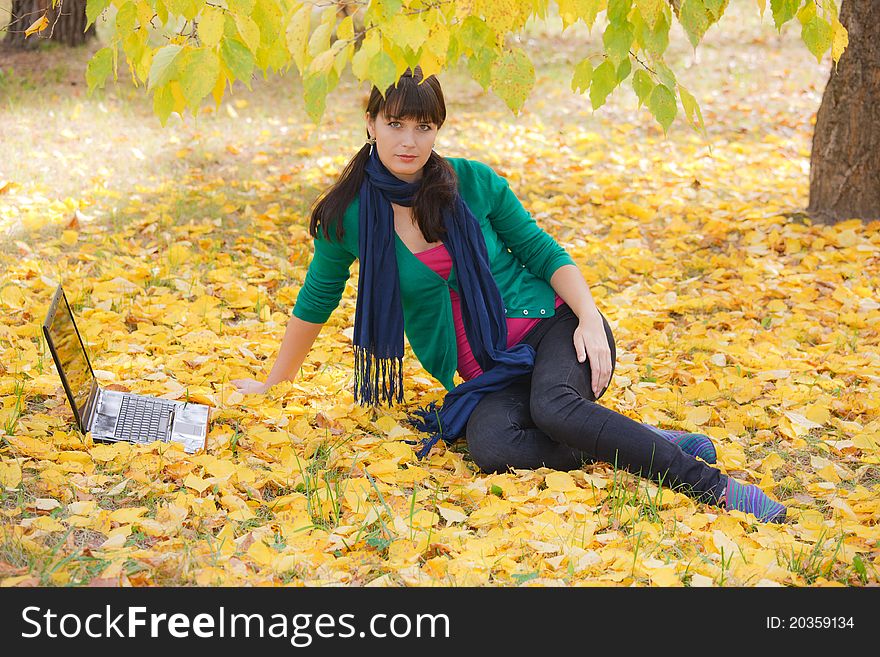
left=368, top=50, right=398, bottom=97
left=228, top=0, right=255, bottom=15
left=305, top=43, right=339, bottom=77
left=557, top=0, right=602, bottom=31
left=388, top=14, right=430, bottom=53
left=252, top=0, right=281, bottom=45
left=633, top=5, right=670, bottom=56
left=265, top=33, right=293, bottom=73
left=853, top=554, right=867, bottom=579
left=571, top=57, right=593, bottom=95
left=286, top=3, right=311, bottom=75
left=606, top=0, right=632, bottom=23
left=221, top=38, right=255, bottom=88
left=122, top=29, right=148, bottom=83
left=199, top=8, right=224, bottom=48
left=490, top=484, right=504, bottom=497
left=616, top=56, right=631, bottom=83
left=467, top=48, right=496, bottom=90
left=632, top=69, right=653, bottom=107
left=770, top=0, right=799, bottom=30
left=679, top=0, right=710, bottom=48
left=652, top=59, right=677, bottom=89
left=635, top=0, right=665, bottom=28
left=678, top=83, right=705, bottom=132
left=378, top=0, right=403, bottom=21
left=179, top=48, right=220, bottom=108
left=458, top=16, right=493, bottom=56
left=801, top=15, right=832, bottom=62
left=152, top=84, right=175, bottom=126
left=704, top=0, right=728, bottom=21
left=491, top=47, right=535, bottom=114
left=85, top=0, right=110, bottom=29
left=303, top=73, right=328, bottom=123
left=333, top=41, right=354, bottom=78
left=165, top=0, right=199, bottom=21
left=115, top=1, right=136, bottom=33
left=648, top=83, right=676, bottom=133
left=589, top=59, right=618, bottom=110
left=603, top=20, right=634, bottom=65
left=511, top=571, right=539, bottom=584
left=235, top=14, right=261, bottom=54
left=308, top=20, right=333, bottom=58
left=147, top=44, right=182, bottom=92
left=351, top=33, right=381, bottom=81
left=86, top=46, right=113, bottom=93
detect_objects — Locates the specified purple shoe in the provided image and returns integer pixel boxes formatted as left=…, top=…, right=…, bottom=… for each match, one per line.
left=645, top=425, right=717, bottom=464
left=723, top=478, right=787, bottom=523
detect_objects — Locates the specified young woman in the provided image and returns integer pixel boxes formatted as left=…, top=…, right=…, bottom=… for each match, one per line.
left=232, top=67, right=786, bottom=524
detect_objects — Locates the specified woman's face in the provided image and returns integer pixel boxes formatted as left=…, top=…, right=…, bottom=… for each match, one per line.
left=366, top=109, right=439, bottom=183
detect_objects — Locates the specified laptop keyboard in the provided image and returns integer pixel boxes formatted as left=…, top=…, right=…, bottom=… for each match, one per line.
left=114, top=396, right=175, bottom=442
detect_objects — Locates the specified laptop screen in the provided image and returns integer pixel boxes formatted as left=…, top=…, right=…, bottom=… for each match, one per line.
left=45, top=290, right=96, bottom=430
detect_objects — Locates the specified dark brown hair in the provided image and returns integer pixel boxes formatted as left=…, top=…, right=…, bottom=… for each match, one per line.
left=308, top=66, right=458, bottom=243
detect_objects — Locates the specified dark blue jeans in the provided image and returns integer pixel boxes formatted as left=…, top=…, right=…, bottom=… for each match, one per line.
left=465, top=304, right=726, bottom=503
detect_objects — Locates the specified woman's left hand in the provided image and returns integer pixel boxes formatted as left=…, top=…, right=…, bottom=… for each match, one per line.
left=573, top=312, right=612, bottom=398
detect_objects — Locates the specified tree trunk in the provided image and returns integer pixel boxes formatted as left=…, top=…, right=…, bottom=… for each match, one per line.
left=3, top=0, right=96, bottom=49
left=807, top=0, right=880, bottom=224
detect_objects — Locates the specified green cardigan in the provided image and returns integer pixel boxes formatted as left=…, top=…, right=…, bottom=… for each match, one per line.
left=292, top=157, right=576, bottom=391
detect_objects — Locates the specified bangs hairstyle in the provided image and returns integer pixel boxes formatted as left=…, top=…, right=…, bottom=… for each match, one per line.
left=377, top=71, right=446, bottom=127
left=309, top=66, right=458, bottom=244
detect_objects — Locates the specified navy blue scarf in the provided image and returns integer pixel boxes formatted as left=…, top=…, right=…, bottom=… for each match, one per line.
left=354, top=149, right=535, bottom=458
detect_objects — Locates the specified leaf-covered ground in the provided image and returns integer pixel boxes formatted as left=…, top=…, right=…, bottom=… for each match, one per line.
left=1, top=6, right=878, bottom=587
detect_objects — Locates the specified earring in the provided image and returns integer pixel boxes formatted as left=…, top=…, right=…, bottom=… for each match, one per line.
left=366, top=136, right=376, bottom=155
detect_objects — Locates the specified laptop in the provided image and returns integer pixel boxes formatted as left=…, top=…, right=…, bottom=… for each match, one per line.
left=42, top=284, right=211, bottom=453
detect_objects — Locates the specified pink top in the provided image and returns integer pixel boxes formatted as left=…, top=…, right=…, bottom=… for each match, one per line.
left=413, top=243, right=564, bottom=381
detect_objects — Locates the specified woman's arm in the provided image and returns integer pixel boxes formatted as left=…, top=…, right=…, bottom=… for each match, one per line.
left=550, top=264, right=613, bottom=398
left=231, top=315, right=324, bottom=394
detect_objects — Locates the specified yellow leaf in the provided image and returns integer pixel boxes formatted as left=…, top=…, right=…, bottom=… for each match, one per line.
left=408, top=509, right=439, bottom=529
left=437, top=504, right=467, bottom=524
left=61, top=230, right=78, bottom=246
left=831, top=18, right=848, bottom=63
left=760, top=452, right=785, bottom=473
left=648, top=566, right=681, bottom=587
left=685, top=406, right=712, bottom=426
left=684, top=380, right=720, bottom=401
left=804, top=404, right=831, bottom=426
left=246, top=539, right=276, bottom=566
left=544, top=471, right=577, bottom=492
left=25, top=15, right=49, bottom=37
left=99, top=533, right=128, bottom=550
left=0, top=285, right=25, bottom=309
left=366, top=458, right=399, bottom=477
left=109, top=507, right=149, bottom=523
left=28, top=516, right=65, bottom=532
left=817, top=464, right=840, bottom=483
left=184, top=473, right=212, bottom=493
left=0, top=460, right=22, bottom=488
left=235, top=14, right=261, bottom=54
left=33, top=498, right=61, bottom=511
left=89, top=444, right=127, bottom=462
left=199, top=7, right=225, bottom=48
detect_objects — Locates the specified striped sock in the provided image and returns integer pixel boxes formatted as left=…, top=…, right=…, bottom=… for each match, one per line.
left=723, top=478, right=787, bottom=523
left=644, top=424, right=717, bottom=464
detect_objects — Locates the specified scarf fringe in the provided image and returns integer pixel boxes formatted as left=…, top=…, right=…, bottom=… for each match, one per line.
left=407, top=400, right=446, bottom=459
left=353, top=344, right=404, bottom=407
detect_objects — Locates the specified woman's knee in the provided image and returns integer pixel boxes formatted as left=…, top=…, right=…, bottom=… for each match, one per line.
left=465, top=405, right=512, bottom=473
left=529, top=380, right=585, bottom=436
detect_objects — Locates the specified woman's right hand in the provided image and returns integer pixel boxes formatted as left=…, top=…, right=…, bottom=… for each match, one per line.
left=230, top=378, right=271, bottom=395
